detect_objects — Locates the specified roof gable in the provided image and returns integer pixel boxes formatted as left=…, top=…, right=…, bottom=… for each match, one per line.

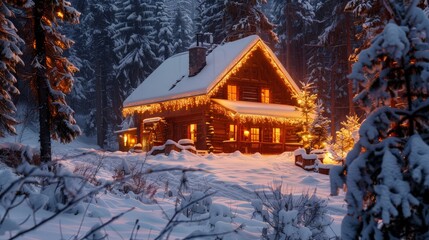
left=123, top=35, right=299, bottom=108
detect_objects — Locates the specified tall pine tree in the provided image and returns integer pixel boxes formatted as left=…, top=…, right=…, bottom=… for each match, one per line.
left=113, top=0, right=158, bottom=89
left=0, top=0, right=25, bottom=137
left=332, top=1, right=429, bottom=238
left=32, top=0, right=81, bottom=162
left=154, top=0, right=174, bottom=61
left=224, top=0, right=277, bottom=44
left=172, top=1, right=193, bottom=54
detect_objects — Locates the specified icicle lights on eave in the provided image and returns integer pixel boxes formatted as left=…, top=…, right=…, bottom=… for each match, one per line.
left=207, top=40, right=299, bottom=98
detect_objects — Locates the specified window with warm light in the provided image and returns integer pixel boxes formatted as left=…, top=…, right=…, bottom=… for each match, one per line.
left=261, top=88, right=270, bottom=103
left=229, top=124, right=237, bottom=141
left=273, top=128, right=281, bottom=143
left=250, top=128, right=260, bottom=142
left=227, top=85, right=238, bottom=101
left=123, top=134, right=128, bottom=147
left=188, top=123, right=197, bottom=142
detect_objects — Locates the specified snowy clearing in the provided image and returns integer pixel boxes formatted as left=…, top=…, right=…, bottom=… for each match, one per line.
left=0, top=131, right=346, bottom=239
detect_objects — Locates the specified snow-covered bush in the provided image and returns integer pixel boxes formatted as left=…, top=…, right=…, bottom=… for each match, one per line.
left=252, top=185, right=331, bottom=239
left=0, top=160, right=100, bottom=238
left=332, top=1, right=429, bottom=238
left=209, top=203, right=233, bottom=227
left=180, top=190, right=212, bottom=218
left=112, top=160, right=157, bottom=203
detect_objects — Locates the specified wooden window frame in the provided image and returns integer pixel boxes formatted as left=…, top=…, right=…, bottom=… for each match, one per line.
left=261, top=88, right=270, bottom=103
left=250, top=128, right=260, bottom=142
left=273, top=128, right=281, bottom=143
left=188, top=123, right=197, bottom=142
left=227, top=85, right=238, bottom=101
left=229, top=124, right=237, bottom=141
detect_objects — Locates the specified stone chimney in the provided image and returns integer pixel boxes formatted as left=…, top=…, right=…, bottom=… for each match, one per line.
left=188, top=33, right=207, bottom=77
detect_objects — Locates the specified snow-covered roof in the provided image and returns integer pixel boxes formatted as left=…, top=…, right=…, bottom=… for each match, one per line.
left=211, top=99, right=301, bottom=119
left=123, top=35, right=299, bottom=108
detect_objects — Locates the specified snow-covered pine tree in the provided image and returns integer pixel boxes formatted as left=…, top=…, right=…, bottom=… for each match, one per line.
left=293, top=82, right=317, bottom=152
left=223, top=0, right=277, bottom=44
left=66, top=0, right=93, bottom=112
left=32, top=0, right=81, bottom=162
left=83, top=0, right=118, bottom=147
left=202, top=0, right=226, bottom=43
left=113, top=0, right=158, bottom=89
left=309, top=101, right=330, bottom=149
left=335, top=1, right=429, bottom=238
left=194, top=0, right=204, bottom=34
left=154, top=0, right=174, bottom=61
left=345, top=0, right=427, bottom=59
left=0, top=0, right=26, bottom=137
left=272, top=0, right=314, bottom=80
left=309, top=0, right=353, bottom=138
left=172, top=1, right=193, bottom=54
left=331, top=114, right=359, bottom=160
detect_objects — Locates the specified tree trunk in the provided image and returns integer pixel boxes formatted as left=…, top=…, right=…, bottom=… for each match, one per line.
left=34, top=0, right=52, bottom=163
left=96, top=62, right=104, bottom=147
left=346, top=13, right=355, bottom=116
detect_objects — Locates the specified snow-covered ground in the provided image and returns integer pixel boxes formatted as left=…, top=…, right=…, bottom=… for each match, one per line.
left=0, top=128, right=346, bottom=239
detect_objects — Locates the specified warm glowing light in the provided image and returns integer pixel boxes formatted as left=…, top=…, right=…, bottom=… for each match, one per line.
left=130, top=138, right=136, bottom=145
left=124, top=134, right=128, bottom=146
left=208, top=41, right=298, bottom=98
left=227, top=85, right=237, bottom=101
left=244, top=130, right=250, bottom=137
left=211, top=102, right=300, bottom=124
left=261, top=88, right=270, bottom=103
left=57, top=11, right=64, bottom=19
left=122, top=95, right=210, bottom=116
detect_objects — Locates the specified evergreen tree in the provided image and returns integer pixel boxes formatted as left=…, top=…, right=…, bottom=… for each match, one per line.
left=0, top=0, right=25, bottom=137
left=84, top=0, right=117, bottom=147
left=172, top=2, right=193, bottom=54
left=272, top=0, right=315, bottom=80
left=331, top=114, right=359, bottom=160
left=154, top=0, right=174, bottom=61
left=113, top=0, right=158, bottom=89
left=202, top=0, right=226, bottom=43
left=309, top=0, right=353, bottom=138
left=224, top=0, right=277, bottom=44
left=32, top=0, right=81, bottom=162
left=310, top=101, right=330, bottom=149
left=332, top=1, right=429, bottom=238
left=194, top=0, right=204, bottom=34
left=293, top=82, right=317, bottom=151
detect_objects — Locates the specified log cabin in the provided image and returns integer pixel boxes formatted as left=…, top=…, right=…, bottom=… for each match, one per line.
left=118, top=35, right=303, bottom=154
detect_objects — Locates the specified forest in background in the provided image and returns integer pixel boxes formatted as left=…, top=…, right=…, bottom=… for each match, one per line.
left=6, top=0, right=426, bottom=149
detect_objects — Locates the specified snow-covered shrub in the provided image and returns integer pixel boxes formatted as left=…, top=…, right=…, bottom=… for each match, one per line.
left=333, top=2, right=429, bottom=238
left=113, top=161, right=157, bottom=202
left=252, top=185, right=331, bottom=240
left=74, top=163, right=101, bottom=186
left=180, top=190, right=212, bottom=218
left=209, top=203, right=233, bottom=227
left=83, top=223, right=106, bottom=240
left=41, top=164, right=87, bottom=214
left=0, top=143, right=40, bottom=167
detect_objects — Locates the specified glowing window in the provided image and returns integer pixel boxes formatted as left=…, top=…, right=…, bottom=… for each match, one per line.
left=188, top=123, right=197, bottom=142
left=227, top=85, right=237, bottom=101
left=250, top=128, right=260, bottom=142
left=261, top=88, right=270, bottom=103
left=228, top=124, right=237, bottom=141
left=124, top=134, right=128, bottom=146
left=273, top=128, right=281, bottom=143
